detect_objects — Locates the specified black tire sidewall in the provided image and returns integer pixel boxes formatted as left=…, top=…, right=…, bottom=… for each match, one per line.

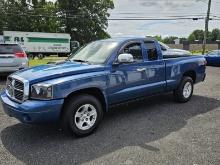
left=62, top=95, right=103, bottom=136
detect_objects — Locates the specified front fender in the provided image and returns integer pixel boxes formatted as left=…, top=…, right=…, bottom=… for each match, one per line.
left=52, top=72, right=107, bottom=98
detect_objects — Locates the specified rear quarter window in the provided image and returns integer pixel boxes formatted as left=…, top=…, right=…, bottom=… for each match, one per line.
left=0, top=45, right=22, bottom=54
left=144, top=42, right=158, bottom=61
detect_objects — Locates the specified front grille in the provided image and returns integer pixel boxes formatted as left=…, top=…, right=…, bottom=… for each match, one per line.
left=14, top=80, right=24, bottom=90
left=14, top=90, right=24, bottom=100
left=6, top=77, right=24, bottom=102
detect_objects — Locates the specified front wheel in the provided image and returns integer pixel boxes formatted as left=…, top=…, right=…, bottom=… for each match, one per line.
left=173, top=76, right=194, bottom=103
left=61, top=94, right=103, bottom=136
left=28, top=54, right=34, bottom=59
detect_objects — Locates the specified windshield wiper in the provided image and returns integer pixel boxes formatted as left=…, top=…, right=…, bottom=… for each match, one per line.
left=72, top=59, right=90, bottom=63
left=65, top=58, right=71, bottom=62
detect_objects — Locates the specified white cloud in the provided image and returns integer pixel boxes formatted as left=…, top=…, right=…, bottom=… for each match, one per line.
left=107, top=0, right=220, bottom=37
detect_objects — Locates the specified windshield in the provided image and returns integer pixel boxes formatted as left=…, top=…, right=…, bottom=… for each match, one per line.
left=70, top=41, right=119, bottom=64
left=208, top=50, right=219, bottom=56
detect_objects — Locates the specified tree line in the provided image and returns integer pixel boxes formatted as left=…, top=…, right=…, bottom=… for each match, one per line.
left=154, top=28, right=220, bottom=44
left=1, top=0, right=220, bottom=45
left=0, top=0, right=114, bottom=44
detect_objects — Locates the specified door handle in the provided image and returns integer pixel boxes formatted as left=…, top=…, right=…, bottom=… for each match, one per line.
left=137, top=68, right=146, bottom=72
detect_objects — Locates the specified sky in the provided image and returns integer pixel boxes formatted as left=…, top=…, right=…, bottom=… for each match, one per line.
left=107, top=0, right=220, bottom=37
left=48, top=0, right=220, bottom=38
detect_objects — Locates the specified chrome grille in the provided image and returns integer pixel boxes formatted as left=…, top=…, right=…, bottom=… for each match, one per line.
left=6, top=76, right=24, bottom=102
left=14, top=80, right=24, bottom=90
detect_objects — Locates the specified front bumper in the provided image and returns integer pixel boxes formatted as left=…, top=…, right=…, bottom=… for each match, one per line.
left=0, top=91, right=64, bottom=124
left=0, top=66, right=28, bottom=74
left=0, top=58, right=29, bottom=74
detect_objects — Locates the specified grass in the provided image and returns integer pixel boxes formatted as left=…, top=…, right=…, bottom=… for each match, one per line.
left=29, top=56, right=66, bottom=66
left=191, top=49, right=210, bottom=55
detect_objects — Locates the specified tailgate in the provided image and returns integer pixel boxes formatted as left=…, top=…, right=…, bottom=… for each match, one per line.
left=0, top=44, right=23, bottom=67
left=0, top=54, right=19, bottom=67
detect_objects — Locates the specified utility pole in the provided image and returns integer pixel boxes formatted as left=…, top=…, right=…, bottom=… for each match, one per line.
left=202, top=0, right=212, bottom=55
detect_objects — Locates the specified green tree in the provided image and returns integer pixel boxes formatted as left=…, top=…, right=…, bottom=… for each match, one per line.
left=163, top=36, right=178, bottom=44
left=179, top=37, right=187, bottom=43
left=0, top=0, right=6, bottom=33
left=188, top=29, right=217, bottom=42
left=211, top=28, right=220, bottom=41
left=1, top=0, right=32, bottom=31
left=0, top=0, right=60, bottom=33
left=57, top=0, right=114, bottom=44
left=29, top=1, right=61, bottom=32
left=188, top=30, right=204, bottom=42
left=153, top=35, right=163, bottom=42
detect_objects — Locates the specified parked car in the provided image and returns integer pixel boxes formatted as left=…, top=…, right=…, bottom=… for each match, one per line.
left=0, top=37, right=206, bottom=136
left=159, top=41, right=192, bottom=56
left=205, top=50, right=220, bottom=66
left=0, top=44, right=28, bottom=74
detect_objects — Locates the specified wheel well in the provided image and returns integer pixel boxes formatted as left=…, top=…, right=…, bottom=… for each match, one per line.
left=65, top=88, right=107, bottom=112
left=183, top=70, right=196, bottom=83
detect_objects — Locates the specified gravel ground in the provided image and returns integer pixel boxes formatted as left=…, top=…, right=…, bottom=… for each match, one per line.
left=0, top=67, right=219, bottom=165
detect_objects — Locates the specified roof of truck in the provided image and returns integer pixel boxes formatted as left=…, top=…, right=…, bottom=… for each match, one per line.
left=100, top=37, right=156, bottom=43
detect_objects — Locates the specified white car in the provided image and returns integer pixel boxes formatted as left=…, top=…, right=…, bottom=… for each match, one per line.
left=0, top=44, right=28, bottom=74
left=159, top=42, right=192, bottom=56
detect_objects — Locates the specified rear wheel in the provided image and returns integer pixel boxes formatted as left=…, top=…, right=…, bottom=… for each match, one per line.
left=173, top=76, right=194, bottom=103
left=61, top=94, right=103, bottom=136
left=37, top=53, right=44, bottom=59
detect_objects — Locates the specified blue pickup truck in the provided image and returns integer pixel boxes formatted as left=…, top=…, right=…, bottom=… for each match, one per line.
left=1, top=37, right=206, bottom=136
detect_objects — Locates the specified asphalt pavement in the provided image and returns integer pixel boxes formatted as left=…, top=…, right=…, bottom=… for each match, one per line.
left=0, top=67, right=219, bottom=165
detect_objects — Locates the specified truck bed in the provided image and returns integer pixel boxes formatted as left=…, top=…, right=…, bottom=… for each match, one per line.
left=163, top=54, right=197, bottom=59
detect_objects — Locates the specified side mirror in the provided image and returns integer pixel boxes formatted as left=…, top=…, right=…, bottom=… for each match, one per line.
left=117, top=53, right=134, bottom=63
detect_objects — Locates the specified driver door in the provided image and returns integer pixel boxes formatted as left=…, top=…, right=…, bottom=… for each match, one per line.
left=107, top=41, right=148, bottom=104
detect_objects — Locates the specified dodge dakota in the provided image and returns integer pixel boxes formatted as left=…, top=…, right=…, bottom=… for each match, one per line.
left=1, top=37, right=206, bottom=136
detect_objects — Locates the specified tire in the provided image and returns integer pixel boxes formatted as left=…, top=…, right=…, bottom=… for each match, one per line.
left=28, top=54, right=34, bottom=60
left=173, top=76, right=194, bottom=103
left=37, top=53, right=44, bottom=60
left=61, top=94, right=103, bottom=137
left=58, top=54, right=66, bottom=57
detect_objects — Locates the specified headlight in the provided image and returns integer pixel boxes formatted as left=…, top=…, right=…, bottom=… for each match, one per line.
left=31, top=83, right=53, bottom=100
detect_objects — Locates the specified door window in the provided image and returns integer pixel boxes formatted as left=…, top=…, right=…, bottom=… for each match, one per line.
left=122, top=43, right=143, bottom=62
left=144, top=42, right=158, bottom=61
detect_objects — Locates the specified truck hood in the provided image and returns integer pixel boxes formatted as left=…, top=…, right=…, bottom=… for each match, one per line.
left=13, top=62, right=106, bottom=84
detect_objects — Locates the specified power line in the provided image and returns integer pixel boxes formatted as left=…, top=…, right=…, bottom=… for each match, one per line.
left=1, top=5, right=220, bottom=16
left=0, top=7, right=218, bottom=18
left=1, top=5, right=220, bottom=21
left=108, top=18, right=205, bottom=20
left=3, top=10, right=220, bottom=21
left=3, top=12, right=219, bottom=21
